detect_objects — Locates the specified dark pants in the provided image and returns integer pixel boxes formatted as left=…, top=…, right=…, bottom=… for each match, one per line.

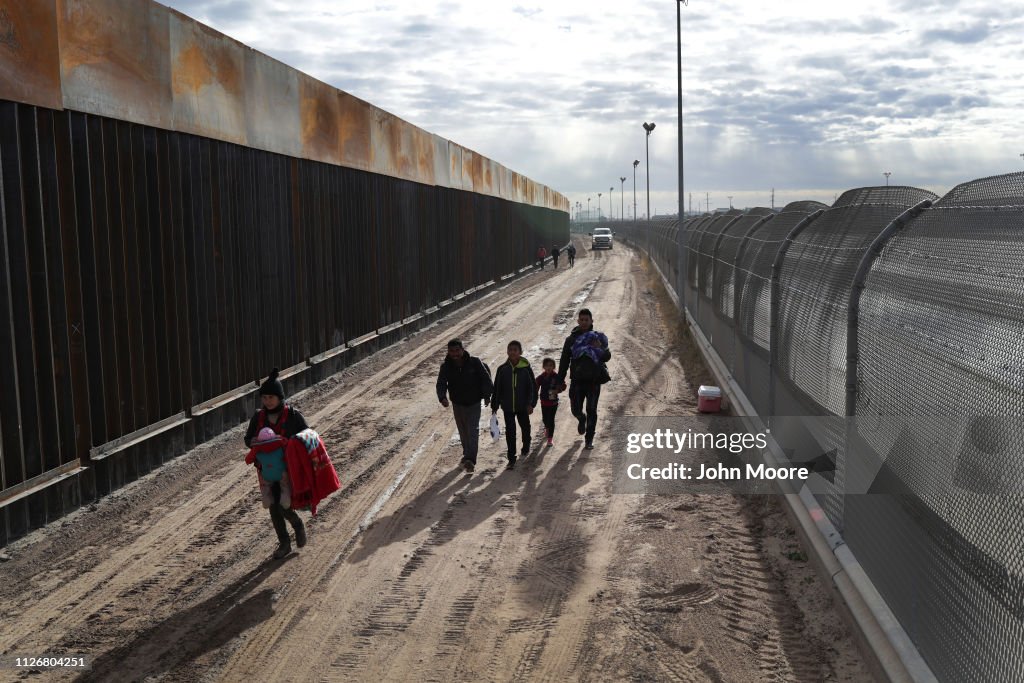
left=553, top=255, right=559, bottom=269
left=502, top=410, right=532, bottom=456
left=569, top=382, right=601, bottom=443
left=542, top=404, right=558, bottom=437
left=538, top=257, right=545, bottom=270
left=269, top=482, right=302, bottom=545
left=452, top=402, right=482, bottom=464
left=568, top=253, right=576, bottom=267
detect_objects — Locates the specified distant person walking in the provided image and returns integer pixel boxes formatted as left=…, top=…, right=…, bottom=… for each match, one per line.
left=491, top=340, right=538, bottom=470
left=243, top=368, right=310, bottom=559
left=436, top=339, right=493, bottom=473
left=537, top=246, right=547, bottom=270
left=551, top=245, right=561, bottom=269
left=557, top=309, right=611, bottom=450
left=566, top=243, right=577, bottom=268
left=536, top=357, right=566, bottom=446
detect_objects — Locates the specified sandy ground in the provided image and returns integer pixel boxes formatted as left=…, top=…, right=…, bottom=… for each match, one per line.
left=0, top=238, right=873, bottom=682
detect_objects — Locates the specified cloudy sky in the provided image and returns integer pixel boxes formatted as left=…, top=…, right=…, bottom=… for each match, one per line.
left=166, top=0, right=1024, bottom=216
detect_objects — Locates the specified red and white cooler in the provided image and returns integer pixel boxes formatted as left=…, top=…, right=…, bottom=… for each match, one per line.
left=698, top=385, right=722, bottom=413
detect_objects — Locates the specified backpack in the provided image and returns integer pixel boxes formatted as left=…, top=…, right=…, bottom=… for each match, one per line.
left=571, top=354, right=611, bottom=384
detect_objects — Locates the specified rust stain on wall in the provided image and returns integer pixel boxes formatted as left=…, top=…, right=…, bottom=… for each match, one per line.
left=470, top=152, right=484, bottom=194
left=0, top=1, right=62, bottom=110
left=299, top=74, right=340, bottom=165
left=170, top=11, right=245, bottom=143
left=412, top=125, right=435, bottom=186
left=171, top=21, right=241, bottom=96
left=172, top=43, right=213, bottom=94
left=449, top=143, right=463, bottom=191
left=337, top=90, right=371, bottom=171
left=57, top=0, right=172, bottom=127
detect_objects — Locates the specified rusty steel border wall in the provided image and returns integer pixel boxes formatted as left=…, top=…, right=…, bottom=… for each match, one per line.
left=0, top=1, right=569, bottom=544
left=0, top=0, right=567, bottom=213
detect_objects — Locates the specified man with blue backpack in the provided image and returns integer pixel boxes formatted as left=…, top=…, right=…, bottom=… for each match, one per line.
left=557, top=308, right=611, bottom=450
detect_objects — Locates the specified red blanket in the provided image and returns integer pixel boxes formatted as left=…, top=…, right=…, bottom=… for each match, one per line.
left=285, top=430, right=341, bottom=515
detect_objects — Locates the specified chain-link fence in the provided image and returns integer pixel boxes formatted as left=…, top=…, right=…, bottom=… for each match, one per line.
left=615, top=172, right=1024, bottom=682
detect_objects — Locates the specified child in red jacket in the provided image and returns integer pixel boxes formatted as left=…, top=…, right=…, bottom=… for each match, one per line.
left=536, top=357, right=567, bottom=446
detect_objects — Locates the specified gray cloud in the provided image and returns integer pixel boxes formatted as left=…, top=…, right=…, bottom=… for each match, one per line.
left=922, top=22, right=992, bottom=44
left=775, top=17, right=899, bottom=35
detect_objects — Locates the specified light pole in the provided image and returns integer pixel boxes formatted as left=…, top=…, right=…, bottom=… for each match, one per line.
left=728, top=195, right=733, bottom=209
left=587, top=197, right=591, bottom=221
left=632, top=160, right=639, bottom=221
left=677, top=0, right=688, bottom=307
left=643, top=122, right=655, bottom=221
left=620, top=177, right=626, bottom=221
left=609, top=187, right=614, bottom=220
left=598, top=192, right=603, bottom=220
left=884, top=171, right=891, bottom=186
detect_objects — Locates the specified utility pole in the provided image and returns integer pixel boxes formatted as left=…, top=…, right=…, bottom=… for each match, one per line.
left=643, top=122, right=656, bottom=221
left=706, top=191, right=710, bottom=213
left=620, top=177, right=626, bottom=221
left=771, top=188, right=774, bottom=210
left=632, top=160, right=639, bottom=222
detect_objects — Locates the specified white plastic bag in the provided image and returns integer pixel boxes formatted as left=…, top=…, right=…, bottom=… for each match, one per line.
left=489, top=413, right=501, bottom=443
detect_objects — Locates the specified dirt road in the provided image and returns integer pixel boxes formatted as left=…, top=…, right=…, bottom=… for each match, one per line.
left=0, top=238, right=871, bottom=682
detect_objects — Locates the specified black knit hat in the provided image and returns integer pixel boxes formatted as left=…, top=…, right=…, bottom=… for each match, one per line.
left=258, top=368, right=285, bottom=399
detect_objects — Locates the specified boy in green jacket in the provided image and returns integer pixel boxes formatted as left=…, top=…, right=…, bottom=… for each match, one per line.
left=490, top=340, right=538, bottom=470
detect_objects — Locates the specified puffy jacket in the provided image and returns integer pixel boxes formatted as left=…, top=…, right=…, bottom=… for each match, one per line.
left=491, top=358, right=538, bottom=414
left=436, top=351, right=493, bottom=406
left=557, top=325, right=611, bottom=384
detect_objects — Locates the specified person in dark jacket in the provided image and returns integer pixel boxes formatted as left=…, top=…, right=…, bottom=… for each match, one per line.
left=567, top=243, right=577, bottom=268
left=552, top=245, right=561, bottom=269
left=556, top=309, right=611, bottom=450
left=490, top=340, right=538, bottom=470
left=436, top=339, right=493, bottom=473
left=243, top=368, right=310, bottom=558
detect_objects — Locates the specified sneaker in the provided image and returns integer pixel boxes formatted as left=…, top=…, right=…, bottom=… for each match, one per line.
left=506, top=455, right=517, bottom=470
left=459, top=457, right=471, bottom=471
left=293, top=519, right=307, bottom=548
left=546, top=438, right=553, bottom=447
left=464, top=460, right=475, bottom=473
left=577, top=416, right=586, bottom=435
left=584, top=442, right=595, bottom=450
left=273, top=543, right=292, bottom=559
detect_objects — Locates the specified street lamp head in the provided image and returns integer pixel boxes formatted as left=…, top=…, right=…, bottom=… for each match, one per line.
left=620, top=176, right=626, bottom=183
left=633, top=159, right=639, bottom=168
left=643, top=121, right=656, bottom=133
